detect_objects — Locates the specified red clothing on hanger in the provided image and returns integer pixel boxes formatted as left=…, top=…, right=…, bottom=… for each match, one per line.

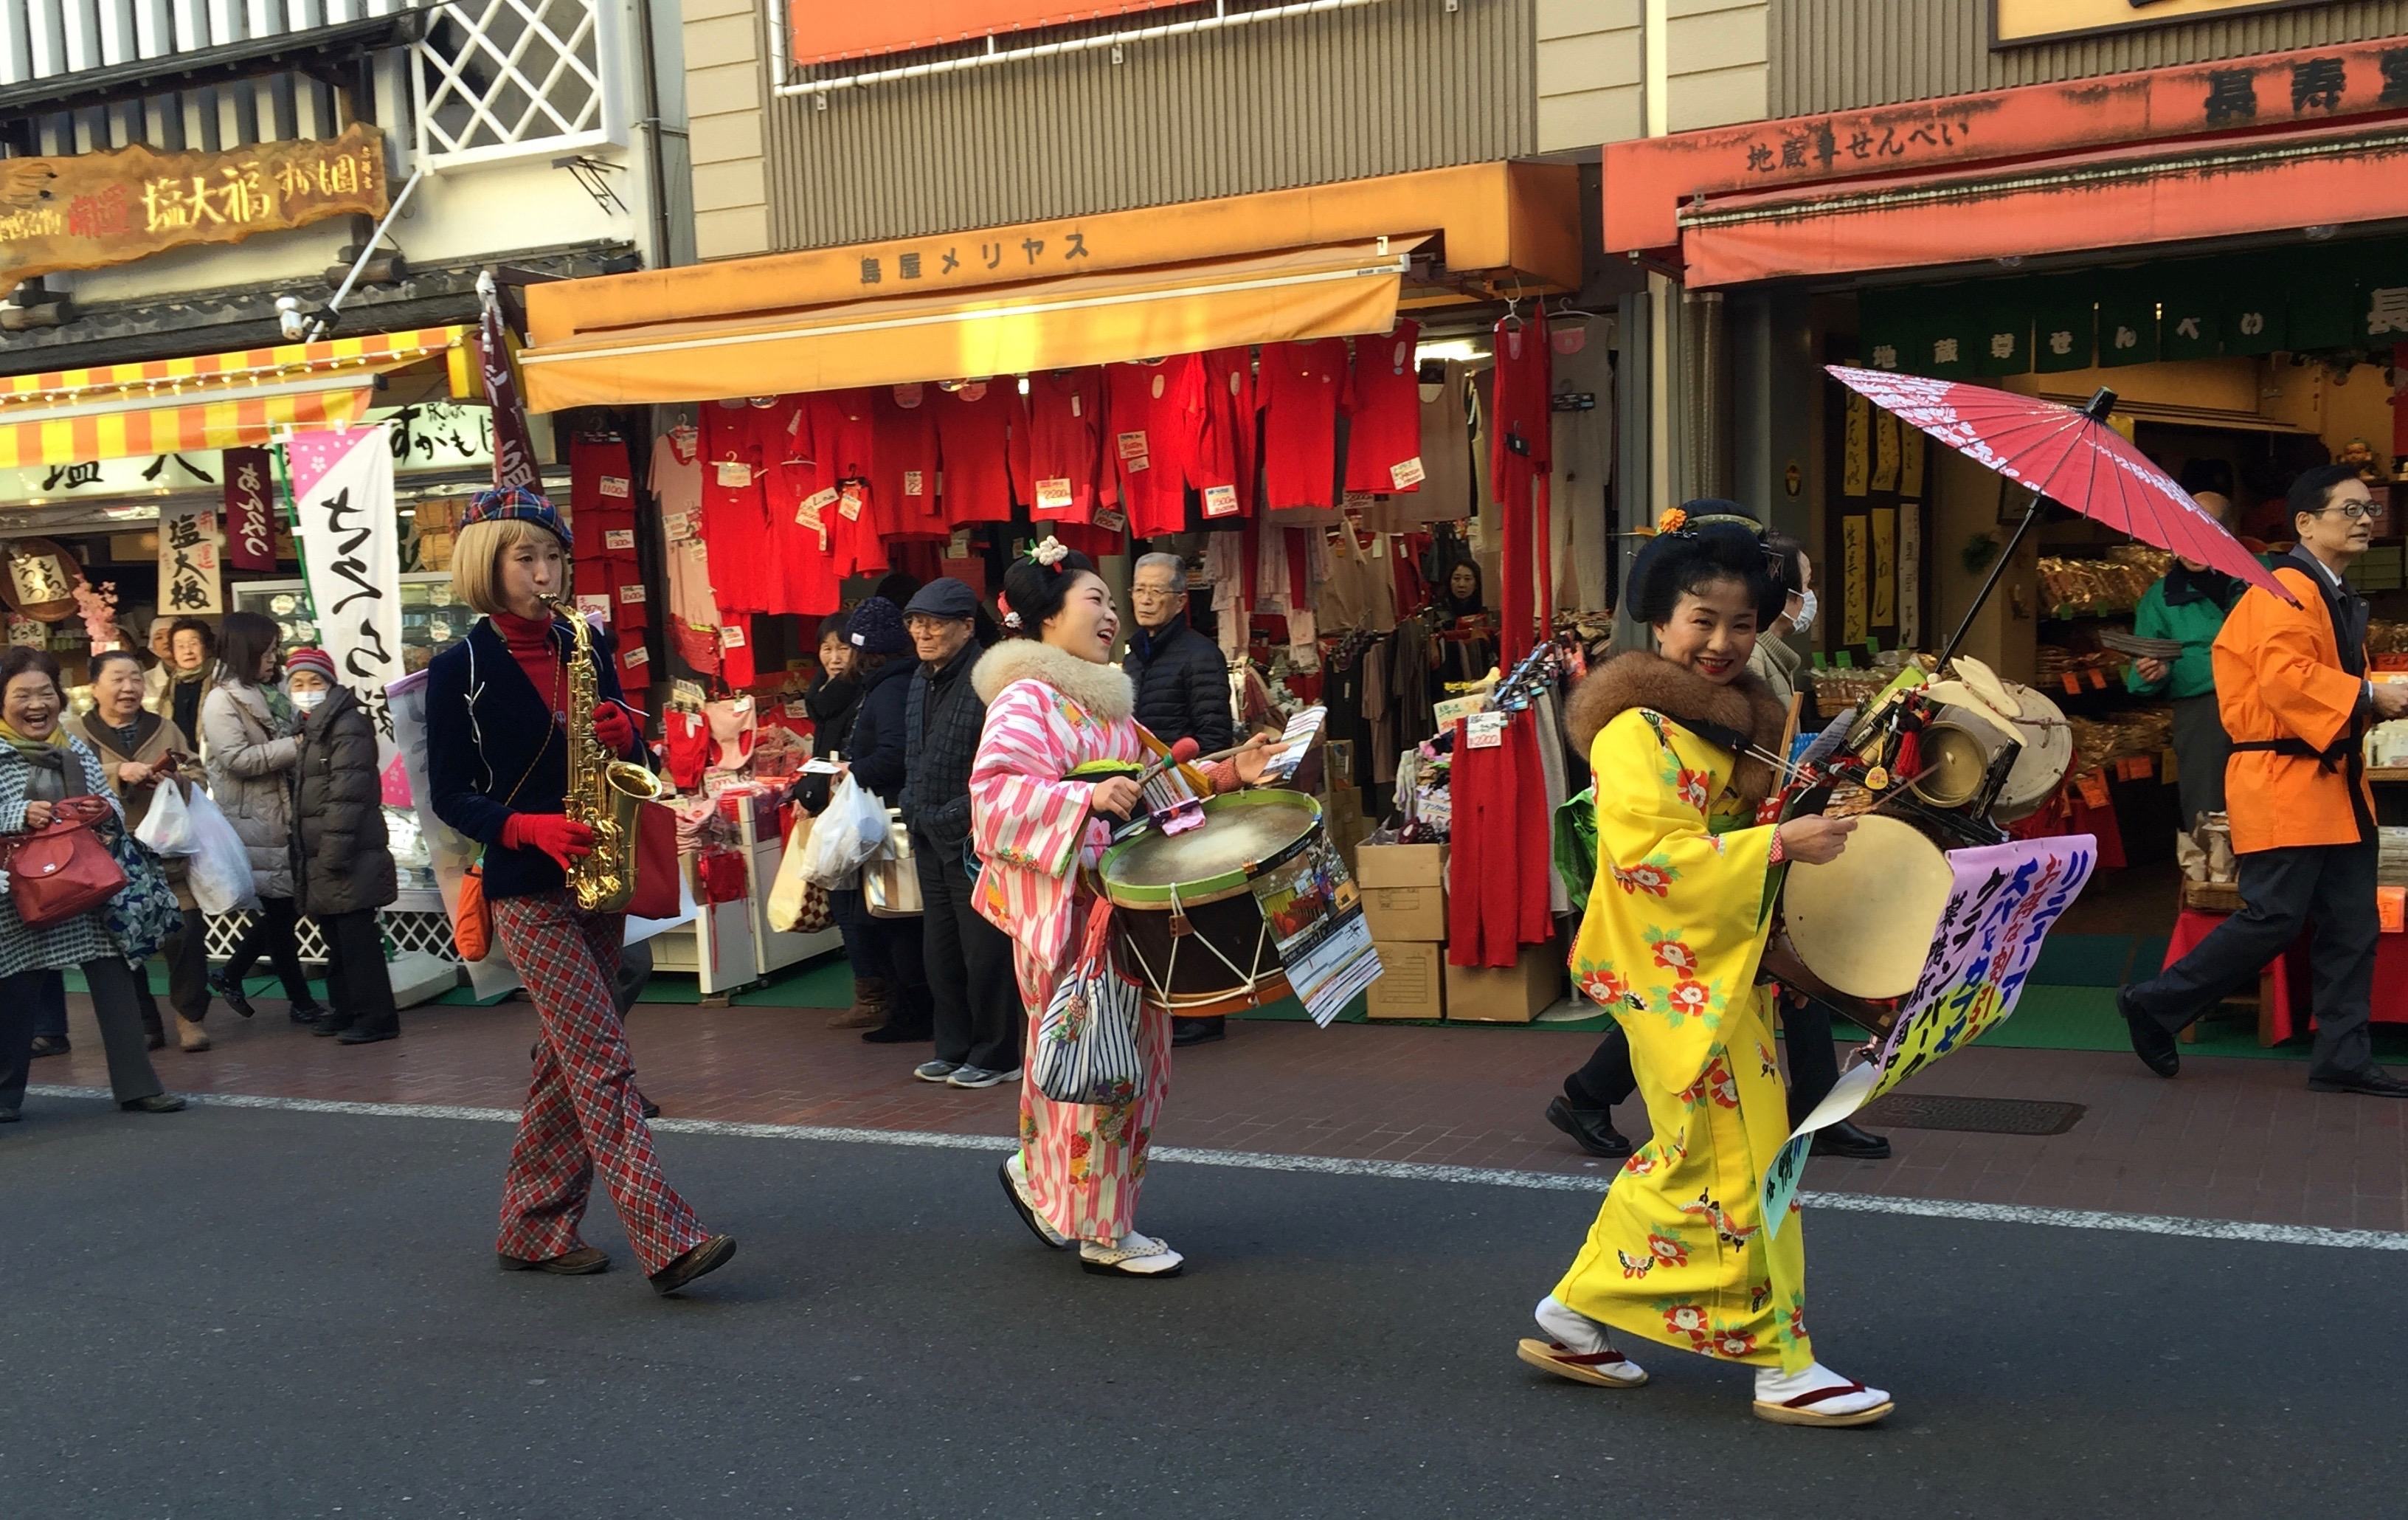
left=1490, top=310, right=1551, bottom=666
left=1197, top=347, right=1259, bottom=519
left=1259, top=338, right=1351, bottom=513
left=1104, top=357, right=1204, bottom=539
left=1341, top=320, right=1424, bottom=494
left=871, top=384, right=947, bottom=541
left=1026, top=369, right=1113, bottom=529
left=699, top=404, right=775, bottom=613
left=932, top=380, right=1030, bottom=525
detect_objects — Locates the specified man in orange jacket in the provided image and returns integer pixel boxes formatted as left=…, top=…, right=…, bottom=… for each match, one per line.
left=2122, top=464, right=2408, bottom=1096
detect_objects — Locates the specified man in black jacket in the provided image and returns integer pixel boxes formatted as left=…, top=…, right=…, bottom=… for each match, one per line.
left=902, top=579, right=1022, bottom=1089
left=1125, top=551, right=1238, bottom=1046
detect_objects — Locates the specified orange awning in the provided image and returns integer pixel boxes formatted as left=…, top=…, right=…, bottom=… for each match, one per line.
left=520, top=241, right=1421, bottom=411
left=0, top=326, right=473, bottom=469
left=1676, top=121, right=2408, bottom=287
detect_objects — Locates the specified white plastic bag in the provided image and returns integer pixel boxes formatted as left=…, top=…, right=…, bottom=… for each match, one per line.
left=134, top=778, right=198, bottom=857
left=182, top=788, right=260, bottom=915
left=800, top=773, right=885, bottom=888
left=767, top=812, right=830, bottom=933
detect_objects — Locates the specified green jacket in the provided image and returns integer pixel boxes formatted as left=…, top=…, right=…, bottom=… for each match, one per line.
left=2123, top=577, right=2235, bottom=701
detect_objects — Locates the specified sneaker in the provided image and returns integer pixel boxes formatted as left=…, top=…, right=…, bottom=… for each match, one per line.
left=946, top=1065, right=1010, bottom=1090
left=913, top=1060, right=961, bottom=1083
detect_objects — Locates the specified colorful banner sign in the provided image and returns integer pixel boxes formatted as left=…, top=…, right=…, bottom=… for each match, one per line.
left=286, top=426, right=406, bottom=802
left=221, top=447, right=278, bottom=570
left=1760, top=834, right=2098, bottom=1233
left=477, top=280, right=540, bottom=492
left=1248, top=832, right=1381, bottom=1029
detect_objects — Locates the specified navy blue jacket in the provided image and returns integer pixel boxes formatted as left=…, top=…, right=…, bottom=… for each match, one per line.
left=1124, top=613, right=1234, bottom=754
left=426, top=615, right=642, bottom=900
left=843, top=655, right=915, bottom=808
left=902, top=637, right=984, bottom=854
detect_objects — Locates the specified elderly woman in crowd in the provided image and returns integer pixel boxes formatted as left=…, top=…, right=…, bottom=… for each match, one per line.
left=283, top=648, right=401, bottom=1045
left=64, top=648, right=212, bottom=1053
left=0, top=647, right=184, bottom=1124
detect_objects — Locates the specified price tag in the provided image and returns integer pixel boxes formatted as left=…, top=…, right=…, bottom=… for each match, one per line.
left=784, top=699, right=809, bottom=720
left=664, top=511, right=697, bottom=541
left=601, top=475, right=632, bottom=500
left=1070, top=392, right=1083, bottom=418
left=1203, top=485, right=1240, bottom=519
left=2132, top=753, right=2153, bottom=778
left=604, top=528, right=636, bottom=552
left=575, top=593, right=610, bottom=619
left=903, top=469, right=925, bottom=497
left=622, top=644, right=649, bottom=668
left=713, top=460, right=752, bottom=488
left=720, top=623, right=747, bottom=650
left=1390, top=456, right=1425, bottom=490
left=798, top=487, right=837, bottom=530
left=1034, top=478, right=1074, bottom=514
left=2062, top=673, right=2083, bottom=696
left=1466, top=711, right=1509, bottom=750
left=2087, top=668, right=2109, bottom=691
left=838, top=483, right=867, bottom=522
left=947, top=528, right=973, bottom=559
left=1093, top=505, right=1127, bottom=533
left=1121, top=452, right=1150, bottom=474
left=619, top=583, right=646, bottom=604
left=1116, top=431, right=1149, bottom=460
left=2075, top=771, right=2111, bottom=809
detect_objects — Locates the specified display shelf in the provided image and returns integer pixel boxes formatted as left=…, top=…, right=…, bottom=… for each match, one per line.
left=2369, top=767, right=2408, bottom=784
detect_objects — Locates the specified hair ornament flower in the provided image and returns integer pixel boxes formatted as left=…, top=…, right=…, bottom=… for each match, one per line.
left=1030, top=536, right=1070, bottom=570
left=1656, top=507, right=1688, bottom=535
left=997, top=590, right=1022, bottom=630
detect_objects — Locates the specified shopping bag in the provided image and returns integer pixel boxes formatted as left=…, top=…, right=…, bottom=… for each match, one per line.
left=863, top=812, right=921, bottom=919
left=182, top=788, right=260, bottom=915
left=133, top=778, right=198, bottom=857
left=625, top=801, right=681, bottom=921
left=768, top=812, right=831, bottom=933
left=800, top=772, right=885, bottom=888
left=452, top=861, right=493, bottom=961
left=0, top=805, right=128, bottom=928
left=1031, top=897, right=1146, bottom=1106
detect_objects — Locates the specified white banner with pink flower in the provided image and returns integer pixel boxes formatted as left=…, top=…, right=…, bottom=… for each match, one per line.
left=284, top=424, right=406, bottom=804
left=1759, top=834, right=2097, bottom=1234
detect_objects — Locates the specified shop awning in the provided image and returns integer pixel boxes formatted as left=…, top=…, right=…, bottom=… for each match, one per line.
left=519, top=240, right=1422, bottom=410
left=0, top=325, right=474, bottom=469
left=1675, top=121, right=2408, bottom=288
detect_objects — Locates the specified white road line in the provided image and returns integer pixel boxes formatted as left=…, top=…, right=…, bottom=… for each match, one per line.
left=30, top=1084, right=2408, bottom=1253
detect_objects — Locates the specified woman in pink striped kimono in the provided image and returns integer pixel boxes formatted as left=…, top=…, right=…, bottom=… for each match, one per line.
left=970, top=541, right=1261, bottom=1278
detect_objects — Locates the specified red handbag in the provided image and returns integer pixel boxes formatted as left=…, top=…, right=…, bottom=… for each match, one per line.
left=2, top=796, right=128, bottom=928
left=625, top=800, right=681, bottom=919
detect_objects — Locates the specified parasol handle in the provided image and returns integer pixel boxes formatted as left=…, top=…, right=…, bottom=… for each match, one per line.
left=1936, top=386, right=2117, bottom=669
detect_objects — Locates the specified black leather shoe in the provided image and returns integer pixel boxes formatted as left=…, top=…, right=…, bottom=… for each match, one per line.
left=288, top=1003, right=325, bottom=1026
left=649, top=1234, right=736, bottom=1296
left=860, top=1023, right=932, bottom=1044
left=121, top=1094, right=186, bottom=1113
left=640, top=1094, right=662, bottom=1120
left=336, top=1024, right=397, bottom=1046
left=145, top=1029, right=167, bottom=1051
left=28, top=1034, right=68, bottom=1059
left=2118, top=987, right=2179, bottom=1078
left=1172, top=1018, right=1227, bottom=1049
left=1811, top=1120, right=1893, bottom=1161
left=311, top=1018, right=353, bottom=1038
left=1545, top=1096, right=1633, bottom=1158
left=209, top=973, right=257, bottom=1019
left=2308, top=1065, right=2408, bottom=1098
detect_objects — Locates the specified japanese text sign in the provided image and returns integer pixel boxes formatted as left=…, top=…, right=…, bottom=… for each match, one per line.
left=0, top=122, right=387, bottom=289
left=156, top=503, right=222, bottom=615
left=221, top=447, right=278, bottom=572
left=286, top=425, right=406, bottom=800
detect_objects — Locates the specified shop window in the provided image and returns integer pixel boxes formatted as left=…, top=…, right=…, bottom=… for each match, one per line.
left=412, top=0, right=624, bottom=167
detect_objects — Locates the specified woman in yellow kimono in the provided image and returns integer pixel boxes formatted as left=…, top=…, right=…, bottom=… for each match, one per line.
left=1517, top=525, right=1893, bottom=1428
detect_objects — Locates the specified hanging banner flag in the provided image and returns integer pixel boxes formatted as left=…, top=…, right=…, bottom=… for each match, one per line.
left=285, top=425, right=407, bottom=801
left=221, top=447, right=278, bottom=571
left=156, top=502, right=222, bottom=615
left=477, top=272, right=541, bottom=493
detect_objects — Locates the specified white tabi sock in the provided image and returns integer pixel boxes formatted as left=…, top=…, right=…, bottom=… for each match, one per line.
left=1755, top=1361, right=1891, bottom=1416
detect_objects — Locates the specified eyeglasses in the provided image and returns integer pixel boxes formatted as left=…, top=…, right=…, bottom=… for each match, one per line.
left=1129, top=586, right=1180, bottom=601
left=904, top=615, right=967, bottom=632
left=2312, top=500, right=2378, bottom=520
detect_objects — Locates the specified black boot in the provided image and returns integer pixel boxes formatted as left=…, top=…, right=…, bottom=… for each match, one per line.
left=1810, top=1120, right=1892, bottom=1161
left=209, top=972, right=257, bottom=1019
left=1545, top=1096, right=1632, bottom=1158
left=1172, top=1017, right=1227, bottom=1049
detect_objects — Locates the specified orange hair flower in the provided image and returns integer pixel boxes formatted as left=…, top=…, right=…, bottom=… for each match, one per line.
left=1656, top=507, right=1689, bottom=535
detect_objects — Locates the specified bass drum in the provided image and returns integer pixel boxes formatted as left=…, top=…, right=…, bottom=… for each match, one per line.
left=1096, top=790, right=1324, bottom=1017
left=1992, top=683, right=2075, bottom=823
left=1764, top=814, right=1954, bottom=1006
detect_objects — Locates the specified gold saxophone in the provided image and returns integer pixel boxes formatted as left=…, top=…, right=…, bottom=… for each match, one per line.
left=543, top=595, right=667, bottom=913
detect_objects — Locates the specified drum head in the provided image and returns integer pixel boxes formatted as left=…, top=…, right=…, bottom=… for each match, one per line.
left=1099, top=790, right=1322, bottom=906
left=1782, top=815, right=1954, bottom=1000
left=1993, top=684, right=2074, bottom=823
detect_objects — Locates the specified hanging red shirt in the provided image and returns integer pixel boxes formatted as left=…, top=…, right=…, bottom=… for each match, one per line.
left=1196, top=347, right=1258, bottom=520
left=699, top=402, right=775, bottom=614
left=1104, top=357, right=1203, bottom=539
left=1342, top=319, right=1424, bottom=494
left=1026, top=369, right=1114, bottom=529
left=872, top=384, right=947, bottom=541
left=786, top=390, right=885, bottom=578
left=931, top=380, right=1029, bottom=525
left=1259, top=338, right=1352, bottom=514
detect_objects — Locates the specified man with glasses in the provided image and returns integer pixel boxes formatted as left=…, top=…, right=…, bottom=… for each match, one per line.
left=1124, top=551, right=1238, bottom=1046
left=2122, top=464, right=2408, bottom=1096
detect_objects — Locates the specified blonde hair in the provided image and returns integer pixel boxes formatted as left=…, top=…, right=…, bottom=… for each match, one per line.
left=452, top=517, right=561, bottom=618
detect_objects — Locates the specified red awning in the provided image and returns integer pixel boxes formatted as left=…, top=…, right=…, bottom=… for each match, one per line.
left=1675, top=120, right=2408, bottom=288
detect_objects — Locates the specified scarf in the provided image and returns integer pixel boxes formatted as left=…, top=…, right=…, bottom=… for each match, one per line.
left=2161, top=562, right=2243, bottom=611
left=0, top=716, right=67, bottom=754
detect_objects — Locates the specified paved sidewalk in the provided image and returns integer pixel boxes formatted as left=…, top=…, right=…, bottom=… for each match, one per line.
left=29, top=981, right=2407, bottom=1233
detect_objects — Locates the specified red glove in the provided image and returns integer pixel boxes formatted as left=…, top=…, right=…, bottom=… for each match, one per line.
left=504, top=813, right=595, bottom=871
left=592, top=701, right=641, bottom=757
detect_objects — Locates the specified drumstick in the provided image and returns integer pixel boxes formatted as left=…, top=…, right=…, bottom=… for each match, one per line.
left=1135, top=736, right=1205, bottom=787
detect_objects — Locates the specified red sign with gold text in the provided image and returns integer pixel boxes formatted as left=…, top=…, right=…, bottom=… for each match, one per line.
left=787, top=1, right=1189, bottom=66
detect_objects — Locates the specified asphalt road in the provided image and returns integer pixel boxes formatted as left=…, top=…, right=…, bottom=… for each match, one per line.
left=3, top=1095, right=2398, bottom=1520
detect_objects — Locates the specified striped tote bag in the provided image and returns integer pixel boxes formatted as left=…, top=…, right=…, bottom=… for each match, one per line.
left=1032, top=896, right=1146, bottom=1106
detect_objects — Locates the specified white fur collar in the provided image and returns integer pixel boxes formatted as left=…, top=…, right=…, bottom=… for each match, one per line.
left=972, top=639, right=1135, bottom=722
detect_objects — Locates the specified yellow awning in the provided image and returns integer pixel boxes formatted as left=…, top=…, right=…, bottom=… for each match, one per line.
left=519, top=241, right=1421, bottom=411
left=0, top=326, right=474, bottom=469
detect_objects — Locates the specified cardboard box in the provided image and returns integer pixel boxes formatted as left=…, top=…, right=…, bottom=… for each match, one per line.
left=1356, top=842, right=1445, bottom=891
left=1362, top=884, right=1447, bottom=941
left=1366, top=940, right=1445, bottom=1019
left=1445, top=944, right=1564, bottom=1024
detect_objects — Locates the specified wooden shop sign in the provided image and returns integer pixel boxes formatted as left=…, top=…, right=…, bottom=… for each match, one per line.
left=0, top=121, right=387, bottom=289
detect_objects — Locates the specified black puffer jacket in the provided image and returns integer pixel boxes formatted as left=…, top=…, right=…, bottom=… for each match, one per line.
left=289, top=684, right=398, bottom=918
left=844, top=656, right=915, bottom=807
left=795, top=671, right=861, bottom=816
left=902, top=636, right=985, bottom=854
left=1124, top=613, right=1233, bottom=753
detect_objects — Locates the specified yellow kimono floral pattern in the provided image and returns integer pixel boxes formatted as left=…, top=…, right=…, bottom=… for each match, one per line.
left=1553, top=707, right=1810, bottom=1372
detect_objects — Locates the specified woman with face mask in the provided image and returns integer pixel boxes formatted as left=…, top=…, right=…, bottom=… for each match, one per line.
left=1748, top=531, right=1821, bottom=727
left=282, top=648, right=399, bottom=1045
left=200, top=611, right=326, bottom=1026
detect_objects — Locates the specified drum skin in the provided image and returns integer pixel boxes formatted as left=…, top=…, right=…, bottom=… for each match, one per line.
left=1993, top=684, right=2074, bottom=822
left=1099, top=790, right=1321, bottom=1016
left=1779, top=814, right=1955, bottom=1000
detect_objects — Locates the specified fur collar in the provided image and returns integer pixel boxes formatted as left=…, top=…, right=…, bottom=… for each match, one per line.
left=972, top=639, right=1135, bottom=722
left=1565, top=650, right=1789, bottom=812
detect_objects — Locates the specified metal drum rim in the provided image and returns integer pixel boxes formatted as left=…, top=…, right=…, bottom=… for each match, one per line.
left=1097, top=790, right=1324, bottom=909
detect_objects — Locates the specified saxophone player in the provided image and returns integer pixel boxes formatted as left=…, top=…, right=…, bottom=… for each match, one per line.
left=426, top=486, right=736, bottom=1296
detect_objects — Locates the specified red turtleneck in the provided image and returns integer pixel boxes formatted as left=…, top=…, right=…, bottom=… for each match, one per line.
left=493, top=609, right=565, bottom=715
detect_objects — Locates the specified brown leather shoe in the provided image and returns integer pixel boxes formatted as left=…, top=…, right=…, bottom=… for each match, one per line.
left=648, top=1234, right=737, bottom=1296
left=497, top=1246, right=611, bottom=1275
left=176, top=1015, right=211, bottom=1053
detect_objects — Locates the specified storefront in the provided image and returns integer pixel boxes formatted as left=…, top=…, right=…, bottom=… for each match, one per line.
left=1601, top=36, right=2408, bottom=1035
left=514, top=159, right=1625, bottom=1012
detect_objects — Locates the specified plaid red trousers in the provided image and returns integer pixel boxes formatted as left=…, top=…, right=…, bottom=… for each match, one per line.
left=492, top=891, right=708, bottom=1276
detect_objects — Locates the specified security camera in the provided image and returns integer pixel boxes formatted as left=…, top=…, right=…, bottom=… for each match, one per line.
left=275, top=295, right=307, bottom=341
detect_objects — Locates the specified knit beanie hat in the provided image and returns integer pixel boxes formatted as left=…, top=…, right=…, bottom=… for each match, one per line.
left=845, top=596, right=910, bottom=656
